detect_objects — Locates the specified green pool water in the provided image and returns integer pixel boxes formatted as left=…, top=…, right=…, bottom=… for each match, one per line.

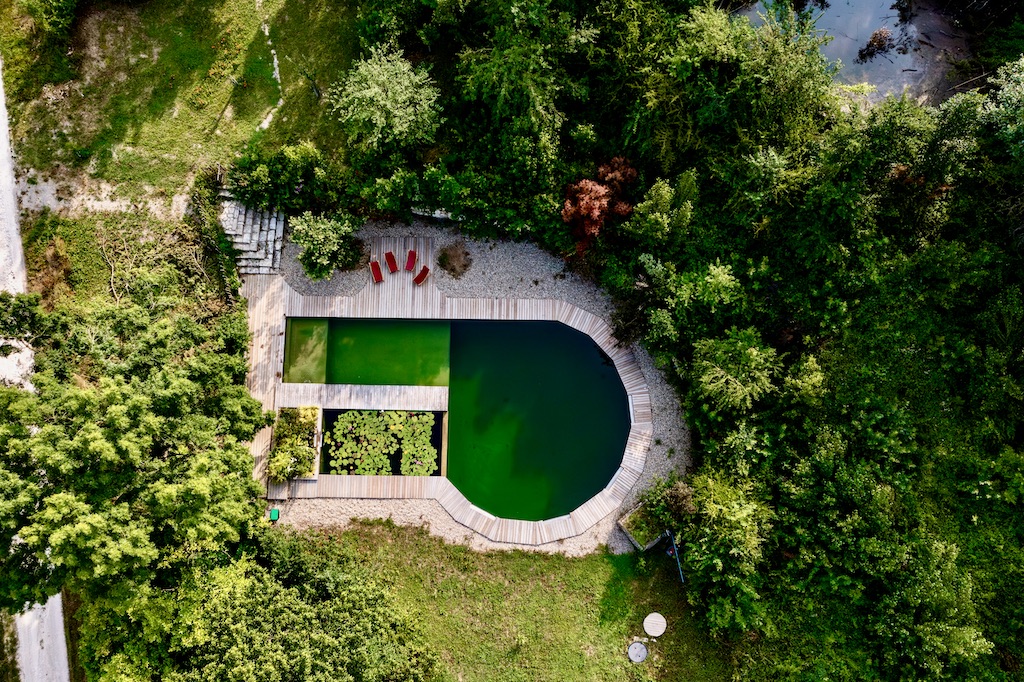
left=283, top=318, right=450, bottom=386
left=282, top=318, right=630, bottom=521
left=447, top=321, right=629, bottom=520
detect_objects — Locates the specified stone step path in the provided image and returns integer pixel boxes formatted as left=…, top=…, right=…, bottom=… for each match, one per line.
left=217, top=195, right=285, bottom=275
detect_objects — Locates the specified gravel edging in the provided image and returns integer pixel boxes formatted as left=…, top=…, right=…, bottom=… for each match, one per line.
left=276, top=219, right=690, bottom=556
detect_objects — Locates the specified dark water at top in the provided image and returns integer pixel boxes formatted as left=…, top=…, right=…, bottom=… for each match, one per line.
left=739, top=0, right=967, bottom=102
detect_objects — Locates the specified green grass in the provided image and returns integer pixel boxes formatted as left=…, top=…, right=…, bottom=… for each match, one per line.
left=0, top=0, right=76, bottom=103
left=338, top=521, right=731, bottom=682
left=21, top=211, right=110, bottom=300
left=3, top=0, right=355, bottom=196
left=0, top=611, right=19, bottom=682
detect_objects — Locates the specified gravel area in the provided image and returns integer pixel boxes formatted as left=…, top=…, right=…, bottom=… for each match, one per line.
left=282, top=219, right=613, bottom=319
left=276, top=219, right=691, bottom=556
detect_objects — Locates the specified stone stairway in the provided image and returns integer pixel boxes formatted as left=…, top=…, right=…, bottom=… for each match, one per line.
left=218, top=197, right=285, bottom=274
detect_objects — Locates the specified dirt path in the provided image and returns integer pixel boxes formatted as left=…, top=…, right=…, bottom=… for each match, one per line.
left=1, top=55, right=71, bottom=682
left=0, top=56, right=25, bottom=296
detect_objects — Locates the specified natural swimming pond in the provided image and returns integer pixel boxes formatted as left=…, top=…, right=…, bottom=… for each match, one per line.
left=282, top=318, right=631, bottom=521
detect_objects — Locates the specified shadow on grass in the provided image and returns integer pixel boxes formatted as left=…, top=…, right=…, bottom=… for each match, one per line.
left=258, top=0, right=356, bottom=151
left=69, top=0, right=224, bottom=162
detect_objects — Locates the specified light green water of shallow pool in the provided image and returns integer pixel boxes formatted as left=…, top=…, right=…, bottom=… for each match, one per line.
left=283, top=318, right=450, bottom=386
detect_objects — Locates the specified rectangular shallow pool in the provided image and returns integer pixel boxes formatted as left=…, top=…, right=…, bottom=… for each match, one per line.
left=283, top=318, right=450, bottom=386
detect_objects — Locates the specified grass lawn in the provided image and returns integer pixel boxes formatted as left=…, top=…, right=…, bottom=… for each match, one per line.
left=1, top=0, right=354, bottom=197
left=338, top=521, right=730, bottom=682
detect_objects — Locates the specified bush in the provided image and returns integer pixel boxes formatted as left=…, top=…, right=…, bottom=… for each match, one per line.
left=19, top=0, right=77, bottom=36
left=436, top=240, right=472, bottom=278
left=327, top=46, right=441, bottom=157
left=268, top=407, right=318, bottom=483
left=289, top=211, right=365, bottom=281
left=230, top=141, right=343, bottom=214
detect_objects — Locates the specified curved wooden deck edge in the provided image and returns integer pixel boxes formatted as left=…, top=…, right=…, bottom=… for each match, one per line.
left=245, top=236, right=655, bottom=546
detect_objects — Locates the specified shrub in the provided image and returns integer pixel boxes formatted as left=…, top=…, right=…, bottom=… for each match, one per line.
left=289, top=211, right=365, bottom=281
left=19, top=0, right=77, bottom=36
left=436, top=240, right=472, bottom=278
left=268, top=407, right=318, bottom=483
left=230, top=141, right=343, bottom=213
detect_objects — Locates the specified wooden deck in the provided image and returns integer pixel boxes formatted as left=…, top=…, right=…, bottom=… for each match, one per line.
left=276, top=383, right=449, bottom=412
left=244, top=236, right=654, bottom=545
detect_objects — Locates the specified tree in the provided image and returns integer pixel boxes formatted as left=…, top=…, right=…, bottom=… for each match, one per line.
left=692, top=327, right=781, bottom=414
left=562, top=157, right=636, bottom=256
left=620, top=173, right=696, bottom=247
left=0, top=295, right=268, bottom=609
left=289, top=212, right=364, bottom=281
left=328, top=46, right=441, bottom=156
left=984, top=55, right=1024, bottom=161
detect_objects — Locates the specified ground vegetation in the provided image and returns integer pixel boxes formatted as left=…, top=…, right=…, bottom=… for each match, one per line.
left=3, top=0, right=1024, bottom=678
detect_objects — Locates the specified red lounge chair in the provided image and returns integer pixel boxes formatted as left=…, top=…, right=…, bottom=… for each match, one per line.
left=413, top=265, right=430, bottom=286
left=405, top=249, right=417, bottom=272
left=370, top=260, right=384, bottom=283
left=384, top=251, right=399, bottom=273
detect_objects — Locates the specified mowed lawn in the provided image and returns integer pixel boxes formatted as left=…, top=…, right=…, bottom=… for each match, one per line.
left=338, top=521, right=730, bottom=682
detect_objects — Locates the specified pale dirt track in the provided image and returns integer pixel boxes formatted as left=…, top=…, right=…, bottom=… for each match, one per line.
left=2, top=54, right=70, bottom=682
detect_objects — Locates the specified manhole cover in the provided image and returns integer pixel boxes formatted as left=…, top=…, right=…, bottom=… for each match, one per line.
left=628, top=642, right=648, bottom=663
left=643, top=612, right=667, bottom=637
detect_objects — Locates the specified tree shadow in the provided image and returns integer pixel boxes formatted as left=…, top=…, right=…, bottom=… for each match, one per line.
left=254, top=0, right=357, bottom=151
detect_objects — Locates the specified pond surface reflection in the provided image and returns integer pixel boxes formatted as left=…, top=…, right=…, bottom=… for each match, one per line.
left=739, top=0, right=969, bottom=103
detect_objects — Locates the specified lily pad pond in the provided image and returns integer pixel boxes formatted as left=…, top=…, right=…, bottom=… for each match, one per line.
left=282, top=318, right=631, bottom=521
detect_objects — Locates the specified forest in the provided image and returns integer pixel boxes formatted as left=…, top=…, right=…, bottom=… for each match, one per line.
left=1, top=0, right=1024, bottom=678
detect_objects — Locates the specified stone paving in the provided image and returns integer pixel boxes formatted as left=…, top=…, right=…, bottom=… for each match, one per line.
left=218, top=196, right=286, bottom=274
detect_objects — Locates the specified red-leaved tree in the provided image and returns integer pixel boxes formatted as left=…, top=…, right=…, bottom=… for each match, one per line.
left=562, top=157, right=637, bottom=257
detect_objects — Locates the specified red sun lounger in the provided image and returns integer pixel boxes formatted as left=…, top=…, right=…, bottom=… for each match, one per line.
left=413, top=265, right=430, bottom=286
left=370, top=260, right=384, bottom=283
left=384, top=251, right=399, bottom=273
left=405, top=249, right=417, bottom=272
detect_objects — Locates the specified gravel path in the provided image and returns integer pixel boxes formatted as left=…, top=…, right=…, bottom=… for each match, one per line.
left=0, top=56, right=25, bottom=295
left=278, top=220, right=691, bottom=556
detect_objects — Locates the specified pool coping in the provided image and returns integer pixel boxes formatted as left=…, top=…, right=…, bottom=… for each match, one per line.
left=243, top=236, right=652, bottom=546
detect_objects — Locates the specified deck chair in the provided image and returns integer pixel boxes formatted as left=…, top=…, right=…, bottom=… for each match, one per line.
left=385, top=251, right=399, bottom=273
left=370, top=260, right=384, bottom=283
left=413, top=265, right=430, bottom=286
left=405, top=249, right=417, bottom=272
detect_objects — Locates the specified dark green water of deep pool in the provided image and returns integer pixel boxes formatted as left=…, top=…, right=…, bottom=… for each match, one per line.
left=447, top=321, right=629, bottom=520
left=282, top=318, right=630, bottom=521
